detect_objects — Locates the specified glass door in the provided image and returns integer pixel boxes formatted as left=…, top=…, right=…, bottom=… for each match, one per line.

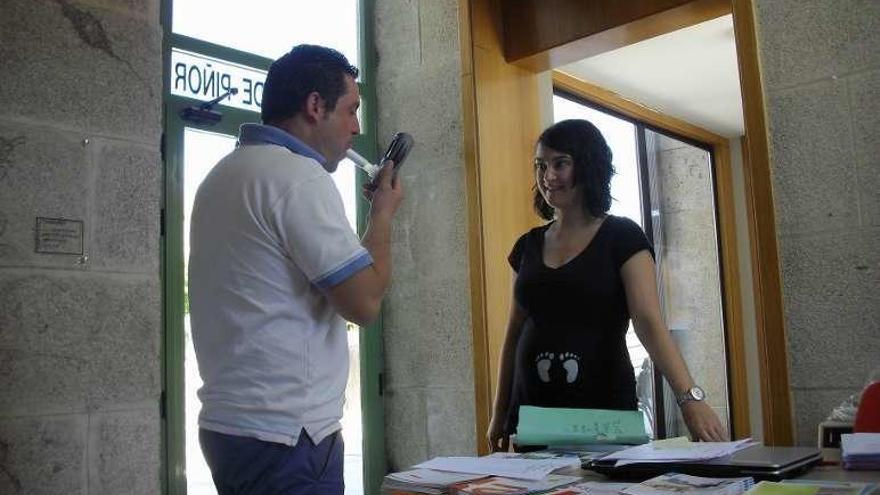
left=162, top=16, right=381, bottom=491
left=165, top=93, right=370, bottom=494
left=180, top=127, right=237, bottom=494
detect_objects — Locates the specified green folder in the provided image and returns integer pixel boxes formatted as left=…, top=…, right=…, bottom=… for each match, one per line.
left=515, top=406, right=650, bottom=445
left=745, top=481, right=819, bottom=495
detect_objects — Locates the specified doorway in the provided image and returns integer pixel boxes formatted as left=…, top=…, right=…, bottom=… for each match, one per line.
left=161, top=1, right=383, bottom=493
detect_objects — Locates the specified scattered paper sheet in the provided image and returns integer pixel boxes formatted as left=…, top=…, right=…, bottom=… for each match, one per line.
left=602, top=438, right=757, bottom=466
left=385, top=468, right=486, bottom=486
left=414, top=455, right=580, bottom=481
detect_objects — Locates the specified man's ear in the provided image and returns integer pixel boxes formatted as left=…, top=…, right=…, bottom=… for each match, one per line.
left=303, top=91, right=325, bottom=123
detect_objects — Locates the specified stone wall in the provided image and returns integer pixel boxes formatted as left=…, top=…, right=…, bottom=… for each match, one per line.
left=374, top=0, right=477, bottom=471
left=754, top=0, right=880, bottom=445
left=0, top=0, right=162, bottom=493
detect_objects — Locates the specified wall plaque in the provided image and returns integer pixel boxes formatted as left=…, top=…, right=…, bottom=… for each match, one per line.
left=35, top=217, right=84, bottom=255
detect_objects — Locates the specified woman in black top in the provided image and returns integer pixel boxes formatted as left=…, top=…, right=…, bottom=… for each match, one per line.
left=487, top=119, right=727, bottom=452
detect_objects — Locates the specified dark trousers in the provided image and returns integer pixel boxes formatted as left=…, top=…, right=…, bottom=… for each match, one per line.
left=199, top=428, right=344, bottom=495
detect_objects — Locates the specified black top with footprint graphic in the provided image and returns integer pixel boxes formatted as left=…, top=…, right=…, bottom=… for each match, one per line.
left=505, top=215, right=654, bottom=434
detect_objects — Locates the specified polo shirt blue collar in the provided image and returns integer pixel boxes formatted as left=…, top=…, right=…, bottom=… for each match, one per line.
left=238, top=123, right=326, bottom=166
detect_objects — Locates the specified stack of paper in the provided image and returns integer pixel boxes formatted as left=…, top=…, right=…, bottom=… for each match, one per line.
left=381, top=469, right=487, bottom=494
left=414, top=453, right=580, bottom=480
left=384, top=452, right=583, bottom=494
left=516, top=406, right=650, bottom=446
left=544, top=481, right=635, bottom=494
left=841, top=432, right=880, bottom=470
left=621, top=472, right=754, bottom=495
left=602, top=438, right=756, bottom=466
left=448, top=474, right=581, bottom=495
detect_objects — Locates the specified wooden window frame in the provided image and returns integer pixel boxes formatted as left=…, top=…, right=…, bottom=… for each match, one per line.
left=553, top=72, right=750, bottom=439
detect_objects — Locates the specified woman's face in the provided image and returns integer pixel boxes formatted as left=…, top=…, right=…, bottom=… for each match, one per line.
left=535, top=143, right=581, bottom=211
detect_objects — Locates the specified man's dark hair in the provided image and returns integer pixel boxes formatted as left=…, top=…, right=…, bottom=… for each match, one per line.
left=533, top=119, right=615, bottom=220
left=261, top=44, right=359, bottom=124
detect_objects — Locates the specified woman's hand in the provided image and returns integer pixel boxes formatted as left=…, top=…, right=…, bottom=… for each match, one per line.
left=487, top=414, right=510, bottom=453
left=681, top=401, right=728, bottom=442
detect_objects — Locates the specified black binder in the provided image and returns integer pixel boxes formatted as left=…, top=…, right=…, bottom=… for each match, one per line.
left=586, top=445, right=822, bottom=481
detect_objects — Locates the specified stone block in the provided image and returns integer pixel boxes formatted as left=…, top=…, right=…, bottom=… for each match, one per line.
left=393, top=166, right=469, bottom=280
left=755, top=0, right=880, bottom=88
left=766, top=81, right=859, bottom=235
left=655, top=145, right=714, bottom=215
left=383, top=300, right=433, bottom=391
left=779, top=231, right=880, bottom=389
left=384, top=165, right=472, bottom=391
left=374, top=0, right=422, bottom=78
left=383, top=387, right=427, bottom=472
left=847, top=69, right=880, bottom=228
left=418, top=0, right=462, bottom=74
left=73, top=0, right=160, bottom=22
left=377, top=59, right=464, bottom=172
left=0, top=273, right=161, bottom=415
left=660, top=210, right=721, bottom=263
left=90, top=140, right=161, bottom=272
left=0, top=122, right=90, bottom=268
left=0, top=415, right=87, bottom=494
left=426, top=389, right=476, bottom=457
left=385, top=274, right=473, bottom=391
left=0, top=0, right=162, bottom=143
left=88, top=408, right=160, bottom=495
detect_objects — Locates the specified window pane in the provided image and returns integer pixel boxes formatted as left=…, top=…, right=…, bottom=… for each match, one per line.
left=552, top=96, right=642, bottom=225
left=172, top=0, right=360, bottom=63
left=183, top=128, right=238, bottom=495
left=644, top=129, right=730, bottom=438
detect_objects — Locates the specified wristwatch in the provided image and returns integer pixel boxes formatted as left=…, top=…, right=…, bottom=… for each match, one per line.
left=676, top=386, right=706, bottom=406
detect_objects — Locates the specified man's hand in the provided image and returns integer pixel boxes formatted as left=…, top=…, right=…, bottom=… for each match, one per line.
left=327, top=160, right=404, bottom=327
left=362, top=160, right=404, bottom=218
left=681, top=400, right=728, bottom=442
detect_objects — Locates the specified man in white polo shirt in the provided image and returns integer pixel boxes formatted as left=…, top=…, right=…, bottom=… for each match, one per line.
left=188, top=44, right=403, bottom=494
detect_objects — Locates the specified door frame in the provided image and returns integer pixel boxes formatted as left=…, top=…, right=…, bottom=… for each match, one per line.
left=461, top=0, right=791, bottom=452
left=159, top=1, right=387, bottom=491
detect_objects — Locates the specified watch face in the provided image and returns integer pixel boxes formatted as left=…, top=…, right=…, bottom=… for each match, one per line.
left=691, top=387, right=705, bottom=401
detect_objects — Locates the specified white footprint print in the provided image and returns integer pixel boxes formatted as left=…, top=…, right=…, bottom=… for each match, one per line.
left=535, top=352, right=554, bottom=383
left=559, top=352, right=580, bottom=383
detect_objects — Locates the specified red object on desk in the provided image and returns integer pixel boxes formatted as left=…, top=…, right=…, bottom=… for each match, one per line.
left=854, top=382, right=880, bottom=433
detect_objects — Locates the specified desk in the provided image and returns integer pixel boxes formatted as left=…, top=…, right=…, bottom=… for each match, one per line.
left=790, top=465, right=880, bottom=482
left=387, top=466, right=880, bottom=494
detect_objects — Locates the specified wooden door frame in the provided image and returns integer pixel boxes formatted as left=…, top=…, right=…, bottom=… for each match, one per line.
left=460, top=0, right=793, bottom=452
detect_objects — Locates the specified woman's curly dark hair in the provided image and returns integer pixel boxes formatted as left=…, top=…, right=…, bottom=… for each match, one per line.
left=533, top=119, right=615, bottom=220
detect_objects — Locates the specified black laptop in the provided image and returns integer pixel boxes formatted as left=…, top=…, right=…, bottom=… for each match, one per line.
left=586, top=445, right=822, bottom=481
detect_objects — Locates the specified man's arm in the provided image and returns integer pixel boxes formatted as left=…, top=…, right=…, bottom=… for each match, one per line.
left=325, top=163, right=403, bottom=326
